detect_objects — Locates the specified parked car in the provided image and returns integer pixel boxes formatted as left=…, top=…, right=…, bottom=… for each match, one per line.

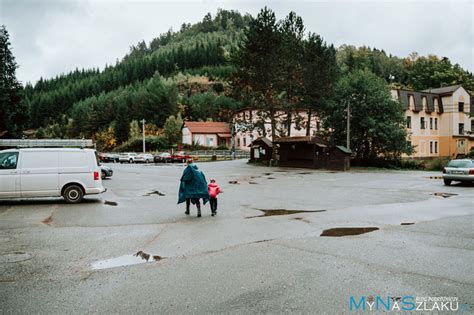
left=134, top=153, right=154, bottom=163
left=171, top=151, right=191, bottom=163
left=118, top=153, right=138, bottom=163
left=442, top=159, right=474, bottom=185
left=100, top=153, right=119, bottom=163
left=100, top=165, right=113, bottom=179
left=0, top=148, right=105, bottom=203
left=154, top=152, right=172, bottom=163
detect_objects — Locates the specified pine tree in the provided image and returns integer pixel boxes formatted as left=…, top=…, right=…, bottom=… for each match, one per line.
left=0, top=25, right=27, bottom=137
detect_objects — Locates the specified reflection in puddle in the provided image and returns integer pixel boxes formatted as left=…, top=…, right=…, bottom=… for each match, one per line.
left=228, top=181, right=239, bottom=184
left=320, top=227, right=379, bottom=237
left=104, top=200, right=118, bottom=206
left=263, top=173, right=273, bottom=176
left=249, top=182, right=258, bottom=184
left=432, top=192, right=458, bottom=198
left=246, top=209, right=326, bottom=218
left=426, top=176, right=443, bottom=179
left=267, top=177, right=276, bottom=179
left=91, top=251, right=163, bottom=270
left=401, top=222, right=415, bottom=225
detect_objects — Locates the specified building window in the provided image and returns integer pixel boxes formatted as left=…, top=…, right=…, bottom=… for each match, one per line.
left=434, top=141, right=438, bottom=153
left=316, top=121, right=321, bottom=131
left=429, top=141, right=433, bottom=154
left=471, top=120, right=474, bottom=132
left=420, top=117, right=425, bottom=129
left=459, top=123, right=464, bottom=135
left=237, top=138, right=241, bottom=147
left=406, top=116, right=411, bottom=129
left=243, top=137, right=247, bottom=147
left=434, top=118, right=438, bottom=130
left=429, top=118, right=433, bottom=130
left=458, top=102, right=464, bottom=112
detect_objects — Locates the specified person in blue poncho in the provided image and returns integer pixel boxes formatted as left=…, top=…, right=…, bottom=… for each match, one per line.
left=178, top=159, right=210, bottom=217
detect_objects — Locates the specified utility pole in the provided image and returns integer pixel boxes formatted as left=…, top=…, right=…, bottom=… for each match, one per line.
left=346, top=100, right=351, bottom=150
left=140, top=119, right=146, bottom=153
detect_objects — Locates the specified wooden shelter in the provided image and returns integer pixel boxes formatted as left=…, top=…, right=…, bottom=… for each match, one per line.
left=249, top=137, right=273, bottom=164
left=274, top=136, right=351, bottom=171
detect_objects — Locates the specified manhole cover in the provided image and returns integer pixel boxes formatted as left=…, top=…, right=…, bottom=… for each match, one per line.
left=0, top=252, right=33, bottom=263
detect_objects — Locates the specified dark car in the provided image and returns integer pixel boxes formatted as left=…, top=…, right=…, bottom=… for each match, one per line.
left=154, top=152, right=172, bottom=163
left=99, top=153, right=119, bottom=163
left=100, top=165, right=113, bottom=179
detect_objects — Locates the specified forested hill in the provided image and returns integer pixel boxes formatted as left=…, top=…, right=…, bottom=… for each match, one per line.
left=18, top=8, right=473, bottom=149
left=23, top=9, right=250, bottom=139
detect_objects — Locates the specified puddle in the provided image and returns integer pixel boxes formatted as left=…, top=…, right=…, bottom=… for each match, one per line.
left=143, top=190, right=166, bottom=196
left=249, top=182, right=258, bottom=184
left=91, top=251, right=163, bottom=270
left=401, top=222, right=415, bottom=225
left=228, top=181, right=239, bottom=184
left=0, top=252, right=33, bottom=263
left=267, top=177, right=276, bottom=179
left=432, top=192, right=458, bottom=198
left=42, top=215, right=53, bottom=225
left=426, top=176, right=443, bottom=179
left=246, top=209, right=326, bottom=218
left=292, top=217, right=310, bottom=223
left=104, top=200, right=118, bottom=206
left=299, top=172, right=312, bottom=175
left=263, top=173, right=273, bottom=176
left=320, top=227, right=379, bottom=237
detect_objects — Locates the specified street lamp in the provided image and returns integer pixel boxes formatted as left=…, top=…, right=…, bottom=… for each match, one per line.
left=140, top=119, right=146, bottom=153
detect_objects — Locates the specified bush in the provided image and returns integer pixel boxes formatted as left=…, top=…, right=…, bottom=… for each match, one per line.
left=424, top=158, right=449, bottom=171
left=114, top=136, right=168, bottom=152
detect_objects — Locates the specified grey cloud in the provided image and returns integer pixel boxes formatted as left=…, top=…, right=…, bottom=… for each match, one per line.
left=1, top=0, right=472, bottom=84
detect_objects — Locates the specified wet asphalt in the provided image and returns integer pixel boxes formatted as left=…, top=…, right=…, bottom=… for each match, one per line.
left=1, top=159, right=473, bottom=314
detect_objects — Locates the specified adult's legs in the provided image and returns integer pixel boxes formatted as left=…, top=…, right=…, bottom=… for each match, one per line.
left=185, top=198, right=190, bottom=215
left=193, top=198, right=201, bottom=217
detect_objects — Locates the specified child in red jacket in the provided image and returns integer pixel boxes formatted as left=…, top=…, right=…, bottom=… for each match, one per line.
left=208, top=179, right=221, bottom=216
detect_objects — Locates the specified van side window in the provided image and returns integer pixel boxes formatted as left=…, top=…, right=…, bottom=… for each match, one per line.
left=0, top=152, right=19, bottom=169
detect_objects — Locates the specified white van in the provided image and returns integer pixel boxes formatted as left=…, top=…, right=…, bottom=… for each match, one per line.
left=0, top=148, right=105, bottom=203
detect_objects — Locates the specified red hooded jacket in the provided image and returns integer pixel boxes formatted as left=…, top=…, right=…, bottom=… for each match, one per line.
left=208, top=182, right=221, bottom=198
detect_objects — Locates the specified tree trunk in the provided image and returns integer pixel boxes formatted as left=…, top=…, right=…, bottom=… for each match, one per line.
left=286, top=110, right=292, bottom=137
left=306, top=109, right=312, bottom=136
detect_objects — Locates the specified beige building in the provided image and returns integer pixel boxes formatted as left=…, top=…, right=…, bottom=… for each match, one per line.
left=232, top=108, right=322, bottom=151
left=391, top=85, right=473, bottom=158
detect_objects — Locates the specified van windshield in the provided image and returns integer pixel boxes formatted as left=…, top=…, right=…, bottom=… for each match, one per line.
left=0, top=152, right=19, bottom=169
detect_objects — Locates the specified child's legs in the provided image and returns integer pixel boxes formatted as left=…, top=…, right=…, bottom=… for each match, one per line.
left=210, top=197, right=217, bottom=212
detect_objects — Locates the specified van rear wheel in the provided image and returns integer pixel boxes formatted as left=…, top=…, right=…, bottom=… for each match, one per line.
left=63, top=185, right=84, bottom=203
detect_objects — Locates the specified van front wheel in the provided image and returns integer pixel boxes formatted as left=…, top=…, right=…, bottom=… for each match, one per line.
left=63, top=185, right=84, bottom=203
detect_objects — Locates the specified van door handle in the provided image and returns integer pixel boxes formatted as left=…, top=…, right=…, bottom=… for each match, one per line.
left=10, top=171, right=18, bottom=174
left=22, top=170, right=30, bottom=174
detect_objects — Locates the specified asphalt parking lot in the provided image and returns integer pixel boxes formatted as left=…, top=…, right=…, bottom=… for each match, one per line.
left=1, top=160, right=473, bottom=314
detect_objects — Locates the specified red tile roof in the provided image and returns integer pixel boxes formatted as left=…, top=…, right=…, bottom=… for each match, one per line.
left=184, top=121, right=231, bottom=134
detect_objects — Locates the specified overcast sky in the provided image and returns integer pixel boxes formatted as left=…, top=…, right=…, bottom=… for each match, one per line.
left=2, top=0, right=473, bottom=85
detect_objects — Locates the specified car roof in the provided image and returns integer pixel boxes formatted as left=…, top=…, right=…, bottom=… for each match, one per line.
left=1, top=148, right=95, bottom=152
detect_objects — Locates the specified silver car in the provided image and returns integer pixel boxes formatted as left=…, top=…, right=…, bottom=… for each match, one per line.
left=442, top=159, right=474, bottom=185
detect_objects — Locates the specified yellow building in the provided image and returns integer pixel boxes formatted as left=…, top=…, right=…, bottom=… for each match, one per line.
left=391, top=85, right=473, bottom=158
